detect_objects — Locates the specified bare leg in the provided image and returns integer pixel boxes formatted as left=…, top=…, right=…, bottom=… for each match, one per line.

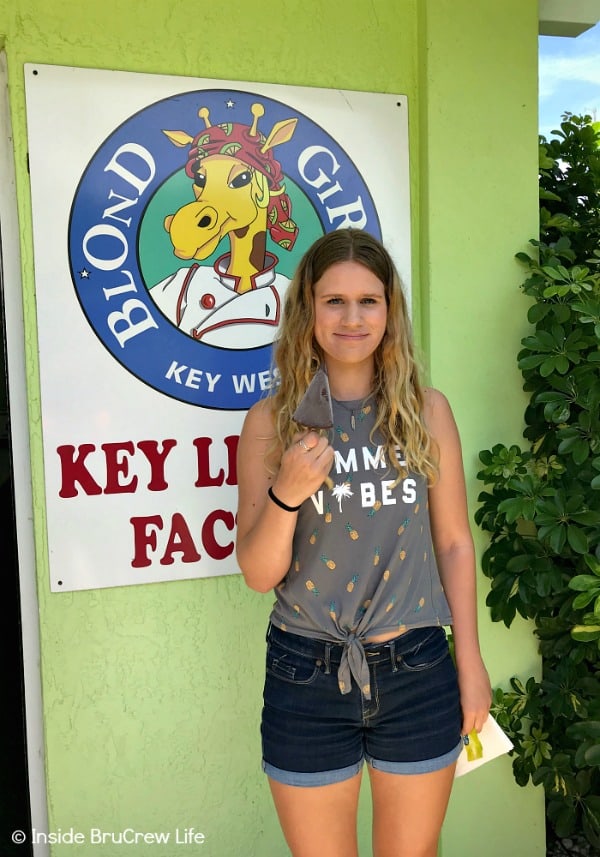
left=268, top=771, right=363, bottom=857
left=369, top=762, right=456, bottom=857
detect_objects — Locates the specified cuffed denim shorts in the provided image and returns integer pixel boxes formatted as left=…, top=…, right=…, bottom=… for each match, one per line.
left=261, top=623, right=462, bottom=787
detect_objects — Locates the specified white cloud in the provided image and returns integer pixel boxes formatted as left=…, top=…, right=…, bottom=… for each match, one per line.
left=539, top=53, right=600, bottom=100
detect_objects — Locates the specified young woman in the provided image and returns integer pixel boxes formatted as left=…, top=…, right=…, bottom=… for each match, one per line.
left=236, top=229, right=491, bottom=857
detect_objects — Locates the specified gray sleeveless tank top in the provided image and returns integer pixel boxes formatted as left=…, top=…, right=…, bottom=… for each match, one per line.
left=270, top=396, right=453, bottom=698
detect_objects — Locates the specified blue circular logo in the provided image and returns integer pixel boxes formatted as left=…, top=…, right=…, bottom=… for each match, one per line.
left=69, top=89, right=381, bottom=409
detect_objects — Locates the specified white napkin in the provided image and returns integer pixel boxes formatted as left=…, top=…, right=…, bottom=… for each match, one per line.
left=454, top=715, right=513, bottom=777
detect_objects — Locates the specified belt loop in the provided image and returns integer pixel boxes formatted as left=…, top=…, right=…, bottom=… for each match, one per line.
left=324, top=643, right=332, bottom=674
left=389, top=639, right=398, bottom=672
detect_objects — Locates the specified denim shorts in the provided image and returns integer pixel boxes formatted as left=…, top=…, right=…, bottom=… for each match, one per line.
left=261, top=623, right=462, bottom=787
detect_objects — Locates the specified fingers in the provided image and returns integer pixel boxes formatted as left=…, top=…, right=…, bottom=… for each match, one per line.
left=460, top=691, right=492, bottom=736
left=296, top=433, right=335, bottom=478
left=461, top=711, right=489, bottom=736
left=461, top=696, right=492, bottom=734
left=293, top=430, right=321, bottom=450
left=277, top=432, right=334, bottom=501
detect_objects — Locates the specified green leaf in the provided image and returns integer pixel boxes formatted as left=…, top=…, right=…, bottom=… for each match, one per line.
left=572, top=625, right=600, bottom=642
left=547, top=525, right=567, bottom=554
left=497, top=497, right=529, bottom=523
left=570, top=510, right=600, bottom=525
left=584, top=555, right=600, bottom=574
left=569, top=574, right=600, bottom=592
left=516, top=251, right=534, bottom=264
left=572, top=440, right=590, bottom=465
left=518, top=354, right=546, bottom=371
left=542, top=266, right=567, bottom=281
left=572, top=591, right=597, bottom=609
left=546, top=213, right=577, bottom=230
left=552, top=803, right=577, bottom=838
left=527, top=303, right=551, bottom=323
left=583, top=795, right=600, bottom=838
left=566, top=720, right=600, bottom=739
left=540, top=356, right=558, bottom=377
left=584, top=744, right=600, bottom=766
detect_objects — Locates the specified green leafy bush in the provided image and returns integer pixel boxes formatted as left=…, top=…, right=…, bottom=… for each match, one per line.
left=475, top=114, right=600, bottom=847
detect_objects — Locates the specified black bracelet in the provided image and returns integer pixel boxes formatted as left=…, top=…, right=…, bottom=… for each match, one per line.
left=268, top=486, right=301, bottom=512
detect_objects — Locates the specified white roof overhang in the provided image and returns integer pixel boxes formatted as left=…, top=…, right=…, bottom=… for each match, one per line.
left=539, top=0, right=600, bottom=36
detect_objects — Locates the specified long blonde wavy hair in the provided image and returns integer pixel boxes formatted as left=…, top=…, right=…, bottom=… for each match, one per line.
left=268, top=229, right=438, bottom=484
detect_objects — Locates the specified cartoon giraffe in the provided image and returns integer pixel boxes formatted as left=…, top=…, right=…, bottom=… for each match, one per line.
left=151, top=104, right=300, bottom=346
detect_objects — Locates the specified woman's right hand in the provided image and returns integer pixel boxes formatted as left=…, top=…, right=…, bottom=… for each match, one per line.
left=236, top=403, right=334, bottom=592
left=273, top=431, right=335, bottom=508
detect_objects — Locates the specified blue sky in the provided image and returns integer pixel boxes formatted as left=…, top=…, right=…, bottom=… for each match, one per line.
left=539, top=21, right=600, bottom=138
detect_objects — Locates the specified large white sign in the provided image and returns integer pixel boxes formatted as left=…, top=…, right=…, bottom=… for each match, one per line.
left=25, top=64, right=411, bottom=592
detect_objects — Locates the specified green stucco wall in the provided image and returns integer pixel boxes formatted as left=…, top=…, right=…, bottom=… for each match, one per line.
left=0, top=0, right=544, bottom=854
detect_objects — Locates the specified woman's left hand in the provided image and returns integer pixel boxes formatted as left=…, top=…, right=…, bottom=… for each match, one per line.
left=457, top=654, right=492, bottom=736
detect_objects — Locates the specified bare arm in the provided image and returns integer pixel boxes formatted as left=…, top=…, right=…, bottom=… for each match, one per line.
left=235, top=399, right=334, bottom=593
left=425, top=388, right=492, bottom=734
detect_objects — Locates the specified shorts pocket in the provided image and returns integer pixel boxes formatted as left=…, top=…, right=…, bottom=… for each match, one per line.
left=266, top=639, right=321, bottom=685
left=398, top=627, right=450, bottom=672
